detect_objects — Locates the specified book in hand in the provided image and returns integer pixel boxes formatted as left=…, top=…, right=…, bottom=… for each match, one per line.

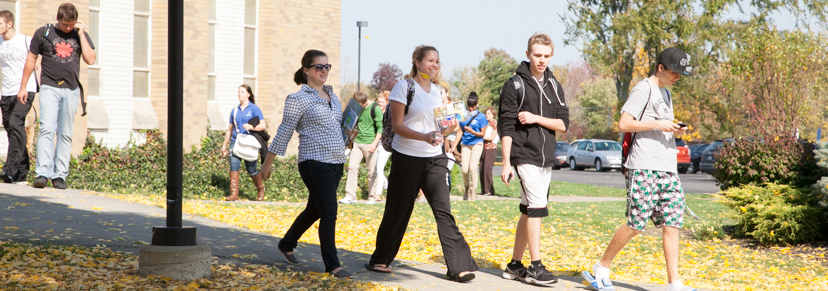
left=433, top=101, right=465, bottom=130
left=341, top=98, right=363, bottom=149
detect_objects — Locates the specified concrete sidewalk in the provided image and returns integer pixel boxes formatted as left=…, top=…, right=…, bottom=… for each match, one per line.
left=0, top=184, right=712, bottom=291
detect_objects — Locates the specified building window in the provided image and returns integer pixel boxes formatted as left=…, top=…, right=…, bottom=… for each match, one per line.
left=0, top=1, right=15, bottom=18
left=88, top=0, right=101, bottom=97
left=133, top=0, right=150, bottom=99
left=208, top=0, right=216, bottom=101
left=243, top=0, right=257, bottom=93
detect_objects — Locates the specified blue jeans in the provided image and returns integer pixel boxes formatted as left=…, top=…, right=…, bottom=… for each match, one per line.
left=228, top=143, right=259, bottom=175
left=36, top=85, right=79, bottom=180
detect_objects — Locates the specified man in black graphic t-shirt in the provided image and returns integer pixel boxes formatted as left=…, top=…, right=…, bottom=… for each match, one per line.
left=17, top=3, right=95, bottom=190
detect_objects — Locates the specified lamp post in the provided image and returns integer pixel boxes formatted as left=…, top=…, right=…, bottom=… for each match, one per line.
left=356, top=21, right=368, bottom=92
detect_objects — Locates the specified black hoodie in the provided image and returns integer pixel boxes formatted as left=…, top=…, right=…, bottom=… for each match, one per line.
left=498, top=61, right=570, bottom=168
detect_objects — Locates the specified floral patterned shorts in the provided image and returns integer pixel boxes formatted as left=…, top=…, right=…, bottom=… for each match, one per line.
left=624, top=169, right=685, bottom=231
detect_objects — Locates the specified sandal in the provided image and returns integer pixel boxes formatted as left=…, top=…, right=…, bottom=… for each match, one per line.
left=447, top=271, right=475, bottom=282
left=364, top=263, right=392, bottom=273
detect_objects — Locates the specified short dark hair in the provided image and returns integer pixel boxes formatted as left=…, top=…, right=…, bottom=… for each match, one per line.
left=0, top=10, right=13, bottom=28
left=57, top=3, right=78, bottom=22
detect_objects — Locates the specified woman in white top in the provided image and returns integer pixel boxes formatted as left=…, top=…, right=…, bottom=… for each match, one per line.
left=479, top=107, right=499, bottom=195
left=365, top=45, right=478, bottom=282
left=372, top=91, right=391, bottom=198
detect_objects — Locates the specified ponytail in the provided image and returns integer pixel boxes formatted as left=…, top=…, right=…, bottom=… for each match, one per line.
left=294, top=49, right=328, bottom=85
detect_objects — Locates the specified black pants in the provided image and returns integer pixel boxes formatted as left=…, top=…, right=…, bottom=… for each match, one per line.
left=1, top=93, right=35, bottom=181
left=369, top=151, right=479, bottom=277
left=278, top=160, right=343, bottom=272
left=479, top=148, right=496, bottom=195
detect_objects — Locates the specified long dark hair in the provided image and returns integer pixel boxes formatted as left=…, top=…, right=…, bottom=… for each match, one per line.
left=293, top=50, right=328, bottom=85
left=240, top=84, right=255, bottom=104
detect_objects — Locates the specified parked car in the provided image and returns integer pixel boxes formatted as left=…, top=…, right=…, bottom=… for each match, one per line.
left=568, top=139, right=623, bottom=172
left=699, top=139, right=733, bottom=174
left=689, top=143, right=710, bottom=174
left=676, top=138, right=691, bottom=174
left=552, top=142, right=570, bottom=169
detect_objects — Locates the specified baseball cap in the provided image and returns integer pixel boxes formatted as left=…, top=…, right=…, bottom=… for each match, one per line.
left=657, top=47, right=693, bottom=76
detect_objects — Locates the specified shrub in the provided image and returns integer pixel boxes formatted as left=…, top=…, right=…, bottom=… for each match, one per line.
left=719, top=183, right=827, bottom=245
left=713, top=137, right=825, bottom=190
left=813, top=146, right=828, bottom=207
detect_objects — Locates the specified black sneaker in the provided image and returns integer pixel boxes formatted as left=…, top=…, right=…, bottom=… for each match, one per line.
left=502, top=261, right=527, bottom=281
left=33, top=176, right=48, bottom=188
left=52, top=178, right=67, bottom=190
left=525, top=263, right=558, bottom=285
left=0, top=173, right=12, bottom=183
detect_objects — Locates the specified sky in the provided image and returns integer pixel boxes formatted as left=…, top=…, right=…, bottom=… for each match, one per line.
left=339, top=0, right=810, bottom=86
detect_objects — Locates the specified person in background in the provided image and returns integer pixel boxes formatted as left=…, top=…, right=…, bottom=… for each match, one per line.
left=372, top=91, right=391, bottom=199
left=341, top=91, right=384, bottom=204
left=479, top=107, right=498, bottom=196
left=220, top=84, right=266, bottom=201
left=0, top=10, right=40, bottom=184
left=458, top=92, right=487, bottom=201
left=260, top=49, right=352, bottom=279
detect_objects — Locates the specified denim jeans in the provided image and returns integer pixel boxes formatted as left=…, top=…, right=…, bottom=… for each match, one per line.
left=228, top=143, right=259, bottom=175
left=278, top=160, right=344, bottom=272
left=36, top=85, right=79, bottom=179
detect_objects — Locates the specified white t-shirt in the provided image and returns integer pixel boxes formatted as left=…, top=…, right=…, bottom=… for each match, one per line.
left=0, top=34, right=38, bottom=95
left=620, top=78, right=677, bottom=173
left=484, top=126, right=499, bottom=146
left=389, top=80, right=443, bottom=157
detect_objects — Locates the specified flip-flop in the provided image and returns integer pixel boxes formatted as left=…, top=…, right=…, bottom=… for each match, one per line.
left=581, top=270, right=616, bottom=291
left=364, top=263, right=392, bottom=273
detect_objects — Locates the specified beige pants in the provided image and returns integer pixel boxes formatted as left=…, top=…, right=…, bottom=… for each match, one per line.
left=460, top=142, right=484, bottom=201
left=344, top=143, right=380, bottom=201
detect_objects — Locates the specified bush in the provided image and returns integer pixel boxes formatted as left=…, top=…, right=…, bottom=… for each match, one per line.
left=719, top=183, right=827, bottom=245
left=813, top=146, right=828, bottom=207
left=713, top=137, right=825, bottom=190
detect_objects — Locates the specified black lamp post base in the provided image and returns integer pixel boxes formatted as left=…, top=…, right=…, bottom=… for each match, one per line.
left=151, top=226, right=197, bottom=246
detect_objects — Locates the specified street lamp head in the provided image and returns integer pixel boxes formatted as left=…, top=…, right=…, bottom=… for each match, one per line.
left=356, top=21, right=368, bottom=27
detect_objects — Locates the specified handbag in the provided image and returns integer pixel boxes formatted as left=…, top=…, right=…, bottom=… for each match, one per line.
left=231, top=107, right=261, bottom=162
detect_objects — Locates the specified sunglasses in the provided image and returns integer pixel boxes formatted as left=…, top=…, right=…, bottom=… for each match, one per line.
left=307, top=64, right=332, bottom=72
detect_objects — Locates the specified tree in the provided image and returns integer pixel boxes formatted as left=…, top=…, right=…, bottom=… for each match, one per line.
left=449, top=65, right=481, bottom=103
left=477, top=48, right=518, bottom=106
left=578, top=78, right=618, bottom=140
left=370, top=62, right=403, bottom=93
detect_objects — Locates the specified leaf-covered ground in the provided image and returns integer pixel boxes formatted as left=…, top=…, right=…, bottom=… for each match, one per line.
left=92, top=191, right=827, bottom=291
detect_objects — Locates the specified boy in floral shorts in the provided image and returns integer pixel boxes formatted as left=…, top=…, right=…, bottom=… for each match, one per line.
left=582, top=48, right=697, bottom=291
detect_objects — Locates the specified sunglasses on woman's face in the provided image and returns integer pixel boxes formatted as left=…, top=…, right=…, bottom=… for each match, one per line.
left=307, top=64, right=332, bottom=72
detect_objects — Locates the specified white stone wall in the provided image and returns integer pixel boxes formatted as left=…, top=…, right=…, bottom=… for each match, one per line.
left=90, top=0, right=134, bottom=148
left=215, top=0, right=246, bottom=126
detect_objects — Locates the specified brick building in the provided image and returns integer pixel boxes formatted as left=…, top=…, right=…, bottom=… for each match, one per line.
left=0, top=0, right=341, bottom=157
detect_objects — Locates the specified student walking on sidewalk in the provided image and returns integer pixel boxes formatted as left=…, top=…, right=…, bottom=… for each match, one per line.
left=581, top=47, right=697, bottom=291
left=371, top=91, right=391, bottom=199
left=458, top=92, right=487, bottom=201
left=220, top=84, right=266, bottom=201
left=340, top=91, right=384, bottom=204
left=259, top=49, right=351, bottom=279
left=365, top=45, right=478, bottom=282
left=498, top=33, right=569, bottom=285
left=0, top=10, right=40, bottom=184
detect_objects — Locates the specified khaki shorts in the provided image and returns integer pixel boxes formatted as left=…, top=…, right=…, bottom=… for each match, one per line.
left=624, top=169, right=685, bottom=231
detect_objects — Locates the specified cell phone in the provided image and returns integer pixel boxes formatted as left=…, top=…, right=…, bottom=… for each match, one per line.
left=677, top=123, right=688, bottom=128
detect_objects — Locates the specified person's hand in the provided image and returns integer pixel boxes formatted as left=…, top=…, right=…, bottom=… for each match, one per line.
left=444, top=119, right=459, bottom=134
left=464, top=126, right=475, bottom=133
left=17, top=89, right=28, bottom=104
left=654, top=120, right=680, bottom=132
left=518, top=111, right=539, bottom=125
left=676, top=125, right=688, bottom=136
left=221, top=144, right=228, bottom=157
left=348, top=128, right=358, bottom=138
left=260, top=163, right=273, bottom=181
left=368, top=144, right=376, bottom=153
left=501, top=165, right=515, bottom=185
left=74, top=20, right=84, bottom=33
left=423, top=131, right=443, bottom=147
left=243, top=123, right=254, bottom=131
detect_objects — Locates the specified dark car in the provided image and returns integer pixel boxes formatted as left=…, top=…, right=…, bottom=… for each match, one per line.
left=552, top=142, right=570, bottom=169
left=699, top=139, right=733, bottom=174
left=676, top=138, right=691, bottom=174
left=689, top=143, right=710, bottom=174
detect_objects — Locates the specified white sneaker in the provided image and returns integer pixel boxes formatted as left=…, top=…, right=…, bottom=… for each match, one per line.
left=366, top=199, right=377, bottom=205
left=338, top=198, right=356, bottom=204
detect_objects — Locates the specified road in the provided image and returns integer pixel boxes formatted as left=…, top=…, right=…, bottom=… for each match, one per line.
left=493, top=166, right=721, bottom=194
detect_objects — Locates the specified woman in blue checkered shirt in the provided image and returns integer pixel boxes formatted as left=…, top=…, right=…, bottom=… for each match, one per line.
left=259, top=50, right=352, bottom=279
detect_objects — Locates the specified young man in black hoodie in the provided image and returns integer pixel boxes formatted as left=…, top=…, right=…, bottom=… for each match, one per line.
left=498, top=33, right=569, bottom=285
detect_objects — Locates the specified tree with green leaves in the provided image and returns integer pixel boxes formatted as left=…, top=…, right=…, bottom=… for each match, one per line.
left=449, top=65, right=481, bottom=103
left=476, top=48, right=518, bottom=106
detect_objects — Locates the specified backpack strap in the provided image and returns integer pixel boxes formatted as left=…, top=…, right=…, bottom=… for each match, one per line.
left=404, top=79, right=415, bottom=114
left=630, top=81, right=654, bottom=150
left=509, top=75, right=525, bottom=111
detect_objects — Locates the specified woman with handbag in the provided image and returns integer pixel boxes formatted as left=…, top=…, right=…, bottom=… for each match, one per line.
left=259, top=49, right=352, bottom=278
left=220, top=84, right=267, bottom=201
left=479, top=107, right=498, bottom=196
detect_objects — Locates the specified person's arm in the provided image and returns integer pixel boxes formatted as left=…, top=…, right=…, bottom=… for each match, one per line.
left=500, top=136, right=514, bottom=184
left=76, top=22, right=96, bottom=65
left=483, top=126, right=494, bottom=142
left=220, top=123, right=233, bottom=157
left=390, top=101, right=441, bottom=147
left=618, top=112, right=679, bottom=133
left=243, top=120, right=267, bottom=132
left=368, top=105, right=383, bottom=152
left=269, top=95, right=302, bottom=155
left=463, top=126, right=485, bottom=137
left=517, top=112, right=567, bottom=132
left=34, top=55, right=41, bottom=87
left=260, top=152, right=277, bottom=180
left=17, top=52, right=38, bottom=104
